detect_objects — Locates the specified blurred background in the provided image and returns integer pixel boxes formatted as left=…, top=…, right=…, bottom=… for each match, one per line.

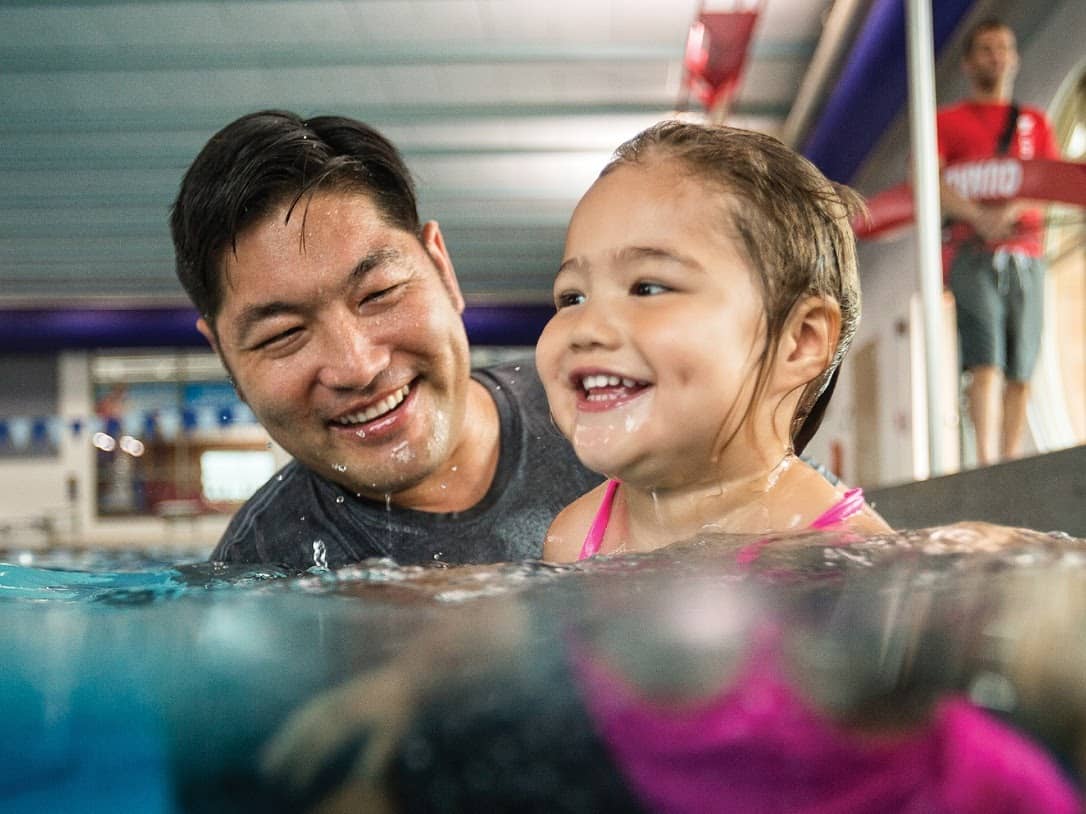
left=0, top=0, right=1082, bottom=550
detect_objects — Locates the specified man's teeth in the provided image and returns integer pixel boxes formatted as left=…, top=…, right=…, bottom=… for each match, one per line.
left=335, top=385, right=410, bottom=425
left=581, top=374, right=640, bottom=391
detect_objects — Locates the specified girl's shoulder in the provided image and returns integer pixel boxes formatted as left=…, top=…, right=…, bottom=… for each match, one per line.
left=543, top=481, right=616, bottom=563
left=777, top=463, right=892, bottom=534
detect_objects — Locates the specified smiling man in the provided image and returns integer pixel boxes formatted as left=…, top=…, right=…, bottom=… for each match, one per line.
left=170, top=110, right=600, bottom=567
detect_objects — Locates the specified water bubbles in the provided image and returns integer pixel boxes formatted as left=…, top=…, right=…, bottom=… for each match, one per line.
left=312, top=540, right=328, bottom=569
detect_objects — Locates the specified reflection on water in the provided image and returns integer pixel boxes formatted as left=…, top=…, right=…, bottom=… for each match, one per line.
left=2, top=526, right=1085, bottom=813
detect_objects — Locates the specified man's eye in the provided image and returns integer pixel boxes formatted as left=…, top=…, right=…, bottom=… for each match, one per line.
left=253, top=327, right=301, bottom=350
left=554, top=291, right=585, bottom=309
left=361, top=284, right=401, bottom=306
left=632, top=281, right=670, bottom=296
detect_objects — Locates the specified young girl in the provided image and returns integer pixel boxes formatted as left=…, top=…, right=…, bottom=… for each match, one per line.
left=537, top=121, right=890, bottom=562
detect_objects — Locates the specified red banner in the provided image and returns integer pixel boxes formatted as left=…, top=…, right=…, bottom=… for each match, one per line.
left=855, top=157, right=1086, bottom=240
left=684, top=10, right=760, bottom=110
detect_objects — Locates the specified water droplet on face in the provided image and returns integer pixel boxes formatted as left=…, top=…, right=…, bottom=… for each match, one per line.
left=355, top=429, right=366, bottom=438
left=335, top=495, right=345, bottom=504
left=332, top=463, right=348, bottom=472
left=450, top=465, right=458, bottom=472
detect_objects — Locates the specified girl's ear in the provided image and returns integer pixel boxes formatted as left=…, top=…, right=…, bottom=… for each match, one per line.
left=775, top=295, right=841, bottom=392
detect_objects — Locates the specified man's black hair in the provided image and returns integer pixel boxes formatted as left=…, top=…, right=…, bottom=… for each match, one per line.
left=170, top=110, right=419, bottom=322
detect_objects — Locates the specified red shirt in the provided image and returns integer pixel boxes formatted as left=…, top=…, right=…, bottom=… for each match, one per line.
left=936, top=101, right=1060, bottom=256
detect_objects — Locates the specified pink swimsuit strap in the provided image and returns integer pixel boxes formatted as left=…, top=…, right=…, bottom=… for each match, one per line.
left=578, top=479, right=621, bottom=560
left=580, top=483, right=866, bottom=562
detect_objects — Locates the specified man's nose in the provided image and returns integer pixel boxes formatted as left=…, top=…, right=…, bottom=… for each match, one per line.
left=315, top=312, right=390, bottom=390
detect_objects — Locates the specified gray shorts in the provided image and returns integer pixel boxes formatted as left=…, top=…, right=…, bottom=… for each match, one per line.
left=950, top=246, right=1044, bottom=382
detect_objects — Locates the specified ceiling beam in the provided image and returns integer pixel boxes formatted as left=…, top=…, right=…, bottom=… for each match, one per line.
left=0, top=100, right=792, bottom=134
left=0, top=39, right=814, bottom=74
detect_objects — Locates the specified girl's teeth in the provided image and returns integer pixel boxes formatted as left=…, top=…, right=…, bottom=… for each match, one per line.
left=581, top=374, right=641, bottom=391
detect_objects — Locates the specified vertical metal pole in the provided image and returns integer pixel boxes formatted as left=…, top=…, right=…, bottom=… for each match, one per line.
left=905, top=0, right=945, bottom=477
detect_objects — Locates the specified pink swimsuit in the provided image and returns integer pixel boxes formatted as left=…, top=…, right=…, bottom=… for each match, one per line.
left=571, top=482, right=1080, bottom=813
left=578, top=480, right=867, bottom=561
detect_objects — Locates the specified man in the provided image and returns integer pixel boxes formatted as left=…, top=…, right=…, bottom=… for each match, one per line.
left=937, top=19, right=1060, bottom=466
left=170, top=110, right=601, bottom=568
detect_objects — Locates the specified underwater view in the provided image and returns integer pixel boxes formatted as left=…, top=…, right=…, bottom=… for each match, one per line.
left=3, top=525, right=1086, bottom=813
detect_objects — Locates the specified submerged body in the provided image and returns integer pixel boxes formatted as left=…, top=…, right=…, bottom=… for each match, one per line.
left=4, top=525, right=1085, bottom=813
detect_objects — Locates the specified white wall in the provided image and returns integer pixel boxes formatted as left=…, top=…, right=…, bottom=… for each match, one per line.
left=0, top=351, right=231, bottom=552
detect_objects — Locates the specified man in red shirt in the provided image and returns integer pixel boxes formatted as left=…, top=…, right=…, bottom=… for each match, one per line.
left=937, top=18, right=1060, bottom=466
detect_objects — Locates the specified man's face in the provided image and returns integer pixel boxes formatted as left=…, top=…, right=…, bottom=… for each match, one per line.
left=199, top=190, right=472, bottom=500
left=963, top=26, right=1018, bottom=94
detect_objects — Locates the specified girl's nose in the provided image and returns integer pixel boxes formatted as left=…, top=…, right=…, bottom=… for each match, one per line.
left=567, top=298, right=623, bottom=351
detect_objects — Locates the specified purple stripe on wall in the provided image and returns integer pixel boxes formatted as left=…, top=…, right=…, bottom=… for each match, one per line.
left=0, top=305, right=556, bottom=353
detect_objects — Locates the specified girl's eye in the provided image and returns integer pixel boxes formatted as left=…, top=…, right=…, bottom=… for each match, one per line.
left=632, top=281, right=670, bottom=296
left=555, top=291, right=585, bottom=309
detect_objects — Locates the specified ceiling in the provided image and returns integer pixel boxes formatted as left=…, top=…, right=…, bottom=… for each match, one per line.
left=0, top=0, right=867, bottom=310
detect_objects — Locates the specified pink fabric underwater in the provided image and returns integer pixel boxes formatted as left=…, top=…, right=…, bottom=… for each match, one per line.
left=573, top=628, right=1080, bottom=814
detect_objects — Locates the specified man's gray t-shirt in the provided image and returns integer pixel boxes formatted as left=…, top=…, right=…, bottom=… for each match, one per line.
left=210, top=361, right=602, bottom=568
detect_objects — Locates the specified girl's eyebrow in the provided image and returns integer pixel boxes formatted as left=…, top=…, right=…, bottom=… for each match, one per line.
left=615, top=245, right=701, bottom=269
left=557, top=246, right=702, bottom=278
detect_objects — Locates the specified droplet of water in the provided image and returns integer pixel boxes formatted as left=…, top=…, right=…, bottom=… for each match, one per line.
left=335, top=495, right=345, bottom=504
left=513, top=366, right=521, bottom=372
left=384, top=494, right=392, bottom=511
left=312, top=539, right=328, bottom=569
left=332, top=463, right=348, bottom=472
left=355, top=429, right=366, bottom=439
left=276, top=474, right=284, bottom=481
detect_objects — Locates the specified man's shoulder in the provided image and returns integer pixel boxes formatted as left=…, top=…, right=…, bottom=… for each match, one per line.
left=212, top=460, right=323, bottom=560
left=472, top=356, right=544, bottom=398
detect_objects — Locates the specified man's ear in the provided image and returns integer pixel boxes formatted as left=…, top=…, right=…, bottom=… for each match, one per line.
left=196, top=317, right=248, bottom=403
left=196, top=317, right=220, bottom=354
left=420, top=220, right=465, bottom=314
left=775, top=295, right=841, bottom=392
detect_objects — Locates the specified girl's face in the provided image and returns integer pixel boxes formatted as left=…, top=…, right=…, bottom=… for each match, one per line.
left=536, top=160, right=776, bottom=490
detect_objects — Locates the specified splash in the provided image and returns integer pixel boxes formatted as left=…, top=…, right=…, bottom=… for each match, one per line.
left=572, top=390, right=654, bottom=463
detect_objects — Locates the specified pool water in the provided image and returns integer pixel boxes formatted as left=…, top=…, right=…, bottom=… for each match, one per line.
left=3, top=526, right=1085, bottom=813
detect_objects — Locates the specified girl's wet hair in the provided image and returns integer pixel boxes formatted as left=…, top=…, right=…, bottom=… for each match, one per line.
left=600, top=121, right=865, bottom=450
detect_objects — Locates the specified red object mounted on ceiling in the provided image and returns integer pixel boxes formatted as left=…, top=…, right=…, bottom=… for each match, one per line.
left=683, top=4, right=762, bottom=112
